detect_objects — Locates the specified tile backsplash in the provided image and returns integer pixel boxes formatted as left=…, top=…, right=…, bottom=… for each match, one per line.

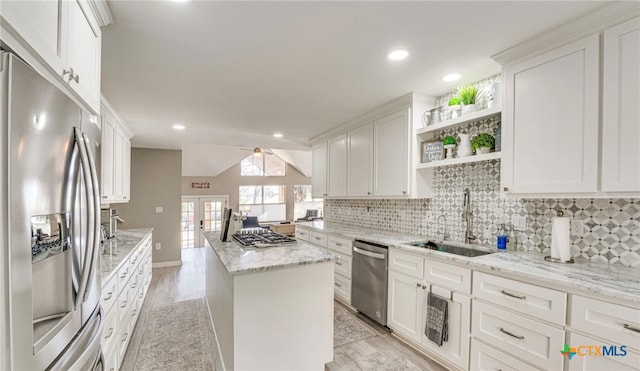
left=324, top=161, right=640, bottom=267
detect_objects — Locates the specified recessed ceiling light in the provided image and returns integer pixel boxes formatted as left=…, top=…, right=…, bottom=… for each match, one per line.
left=273, top=133, right=283, bottom=138
left=387, top=50, right=409, bottom=61
left=172, top=124, right=186, bottom=130
left=443, top=73, right=461, bottom=82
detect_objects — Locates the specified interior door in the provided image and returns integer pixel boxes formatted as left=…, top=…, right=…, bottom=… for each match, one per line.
left=181, top=196, right=228, bottom=248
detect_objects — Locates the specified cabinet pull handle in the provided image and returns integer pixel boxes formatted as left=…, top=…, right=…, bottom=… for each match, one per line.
left=422, top=285, right=427, bottom=289
left=402, top=191, right=407, bottom=195
left=120, top=300, right=128, bottom=308
left=367, top=192, right=371, bottom=195
left=335, top=243, right=342, bottom=246
left=102, top=196, right=108, bottom=199
left=416, top=283, right=421, bottom=288
left=499, top=328, right=524, bottom=340
left=334, top=282, right=342, bottom=287
left=624, top=324, right=640, bottom=333
left=121, top=332, right=129, bottom=343
left=335, top=261, right=343, bottom=266
left=104, top=292, right=113, bottom=301
left=120, top=271, right=127, bottom=279
left=104, top=327, right=114, bottom=339
left=500, top=290, right=526, bottom=300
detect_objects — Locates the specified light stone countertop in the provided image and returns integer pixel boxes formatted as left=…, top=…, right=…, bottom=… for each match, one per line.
left=100, top=228, right=153, bottom=284
left=203, top=231, right=337, bottom=275
left=296, top=221, right=640, bottom=305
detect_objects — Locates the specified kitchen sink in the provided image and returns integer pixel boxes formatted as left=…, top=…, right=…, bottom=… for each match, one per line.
left=405, top=241, right=494, bottom=257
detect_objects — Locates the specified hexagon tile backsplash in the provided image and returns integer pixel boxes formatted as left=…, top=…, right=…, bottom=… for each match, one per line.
left=324, top=160, right=640, bottom=267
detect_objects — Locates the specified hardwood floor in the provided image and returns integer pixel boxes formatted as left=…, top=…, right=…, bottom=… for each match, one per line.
left=121, top=247, right=448, bottom=371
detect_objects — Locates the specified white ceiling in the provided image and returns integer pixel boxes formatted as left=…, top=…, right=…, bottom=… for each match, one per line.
left=101, top=1, right=610, bottom=152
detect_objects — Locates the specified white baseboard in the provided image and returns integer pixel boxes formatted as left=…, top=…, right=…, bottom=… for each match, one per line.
left=152, top=260, right=182, bottom=268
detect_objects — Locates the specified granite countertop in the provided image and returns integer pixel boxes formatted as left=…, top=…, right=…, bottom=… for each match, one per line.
left=101, top=228, right=153, bottom=283
left=203, top=231, right=337, bottom=275
left=296, top=221, right=640, bottom=304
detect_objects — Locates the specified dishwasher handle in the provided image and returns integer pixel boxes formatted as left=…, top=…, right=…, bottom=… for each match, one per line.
left=353, top=246, right=386, bottom=260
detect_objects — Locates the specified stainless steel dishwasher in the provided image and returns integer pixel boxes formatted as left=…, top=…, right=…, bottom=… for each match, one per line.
left=351, top=239, right=389, bottom=326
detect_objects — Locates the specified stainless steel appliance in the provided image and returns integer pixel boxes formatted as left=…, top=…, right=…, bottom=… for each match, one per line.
left=232, top=230, right=296, bottom=246
left=351, top=240, right=389, bottom=326
left=0, top=51, right=103, bottom=370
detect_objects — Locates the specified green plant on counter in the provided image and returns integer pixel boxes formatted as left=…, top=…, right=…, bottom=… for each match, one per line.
left=448, top=96, right=461, bottom=106
left=471, top=133, right=495, bottom=150
left=457, top=84, right=478, bottom=105
left=443, top=135, right=456, bottom=145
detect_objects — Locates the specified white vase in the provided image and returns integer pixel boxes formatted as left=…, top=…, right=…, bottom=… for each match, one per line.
left=477, top=147, right=491, bottom=155
left=457, top=134, right=473, bottom=157
left=448, top=105, right=461, bottom=119
left=461, top=104, right=478, bottom=114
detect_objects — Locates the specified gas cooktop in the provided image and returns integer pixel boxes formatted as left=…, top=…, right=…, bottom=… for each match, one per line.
left=232, top=229, right=296, bottom=247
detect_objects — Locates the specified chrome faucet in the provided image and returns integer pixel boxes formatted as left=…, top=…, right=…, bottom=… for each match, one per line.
left=463, top=188, right=477, bottom=244
left=437, top=215, right=448, bottom=241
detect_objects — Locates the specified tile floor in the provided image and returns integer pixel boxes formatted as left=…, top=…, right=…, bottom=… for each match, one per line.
left=120, top=247, right=447, bottom=371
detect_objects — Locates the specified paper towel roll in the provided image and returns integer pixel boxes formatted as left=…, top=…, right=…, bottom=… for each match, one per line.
left=551, top=217, right=571, bottom=261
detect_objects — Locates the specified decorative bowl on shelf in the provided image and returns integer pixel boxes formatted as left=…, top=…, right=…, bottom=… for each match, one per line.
left=476, top=147, right=492, bottom=155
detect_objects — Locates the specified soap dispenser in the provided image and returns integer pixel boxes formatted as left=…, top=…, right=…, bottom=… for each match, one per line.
left=496, top=223, right=508, bottom=250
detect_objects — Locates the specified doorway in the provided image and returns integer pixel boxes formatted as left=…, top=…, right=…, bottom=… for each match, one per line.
left=180, top=196, right=228, bottom=248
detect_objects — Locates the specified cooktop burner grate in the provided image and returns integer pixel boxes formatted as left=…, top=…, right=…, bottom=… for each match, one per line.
left=232, top=230, right=296, bottom=246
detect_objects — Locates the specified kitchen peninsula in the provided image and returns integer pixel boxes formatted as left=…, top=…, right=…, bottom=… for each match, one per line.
left=202, top=231, right=336, bottom=371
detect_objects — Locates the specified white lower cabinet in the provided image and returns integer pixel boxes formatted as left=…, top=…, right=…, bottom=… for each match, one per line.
left=388, top=270, right=423, bottom=343
left=568, top=333, right=640, bottom=371
left=101, top=233, right=153, bottom=371
left=470, top=339, right=539, bottom=371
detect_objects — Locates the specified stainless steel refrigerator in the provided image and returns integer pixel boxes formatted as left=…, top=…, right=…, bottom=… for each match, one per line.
left=0, top=50, right=103, bottom=370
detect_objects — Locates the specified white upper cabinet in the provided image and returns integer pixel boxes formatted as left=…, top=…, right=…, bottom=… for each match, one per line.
left=101, top=98, right=132, bottom=204
left=101, top=116, right=116, bottom=201
left=347, top=123, right=373, bottom=196
left=1, top=0, right=101, bottom=113
left=327, top=135, right=347, bottom=197
left=601, top=17, right=640, bottom=193
left=374, top=108, right=410, bottom=196
left=502, top=34, right=600, bottom=195
left=311, top=143, right=328, bottom=198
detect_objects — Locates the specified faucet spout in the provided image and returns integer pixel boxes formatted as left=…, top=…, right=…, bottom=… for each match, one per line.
left=463, top=188, right=476, bottom=244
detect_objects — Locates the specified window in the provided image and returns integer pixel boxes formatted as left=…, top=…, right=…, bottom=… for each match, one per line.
left=240, top=152, right=286, bottom=176
left=239, top=185, right=286, bottom=221
left=294, top=185, right=323, bottom=220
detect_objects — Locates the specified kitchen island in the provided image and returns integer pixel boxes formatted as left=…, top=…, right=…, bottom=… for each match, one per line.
left=202, top=231, right=336, bottom=371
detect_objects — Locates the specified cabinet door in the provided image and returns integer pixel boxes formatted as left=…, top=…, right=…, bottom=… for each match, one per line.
left=114, top=130, right=125, bottom=201
left=311, top=143, right=327, bottom=198
left=568, top=333, right=640, bottom=371
left=387, top=271, right=423, bottom=342
left=0, top=0, right=64, bottom=73
left=347, top=123, right=373, bottom=196
left=502, top=35, right=599, bottom=194
left=101, top=116, right=115, bottom=202
left=122, top=136, right=131, bottom=202
left=327, top=135, right=347, bottom=197
left=421, top=286, right=471, bottom=370
left=63, top=0, right=101, bottom=113
left=374, top=108, right=410, bottom=196
left=602, top=17, right=640, bottom=193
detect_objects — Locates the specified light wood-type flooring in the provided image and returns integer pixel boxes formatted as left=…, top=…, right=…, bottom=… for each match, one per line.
left=120, top=247, right=447, bottom=371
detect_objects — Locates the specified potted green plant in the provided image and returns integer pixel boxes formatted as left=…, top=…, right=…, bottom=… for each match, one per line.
left=442, top=135, right=456, bottom=159
left=458, top=84, right=479, bottom=114
left=471, top=133, right=495, bottom=155
left=448, top=96, right=461, bottom=119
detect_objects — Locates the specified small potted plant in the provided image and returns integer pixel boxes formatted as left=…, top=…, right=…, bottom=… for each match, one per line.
left=471, top=133, right=495, bottom=155
left=458, top=84, right=479, bottom=114
left=442, top=135, right=456, bottom=159
left=448, top=96, right=461, bottom=119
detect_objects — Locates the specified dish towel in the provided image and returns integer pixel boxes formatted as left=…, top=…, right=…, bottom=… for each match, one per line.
left=425, top=291, right=448, bottom=346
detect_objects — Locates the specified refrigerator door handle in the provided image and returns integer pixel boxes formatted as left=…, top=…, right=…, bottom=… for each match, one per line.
left=48, top=307, right=103, bottom=371
left=82, top=131, right=101, bottom=302
left=64, top=136, right=83, bottom=296
left=75, top=128, right=95, bottom=309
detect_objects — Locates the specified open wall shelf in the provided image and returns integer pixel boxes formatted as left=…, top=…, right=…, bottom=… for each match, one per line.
left=416, top=151, right=501, bottom=169
left=416, top=106, right=501, bottom=136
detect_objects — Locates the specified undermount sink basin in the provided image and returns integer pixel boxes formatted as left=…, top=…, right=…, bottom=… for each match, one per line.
left=406, top=241, right=494, bottom=258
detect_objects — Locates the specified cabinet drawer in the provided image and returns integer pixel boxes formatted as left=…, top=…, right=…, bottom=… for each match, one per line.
left=473, top=272, right=566, bottom=325
left=334, top=273, right=351, bottom=303
left=117, top=321, right=131, bottom=364
left=294, top=227, right=310, bottom=241
left=389, top=249, right=424, bottom=279
left=470, top=339, right=540, bottom=371
left=334, top=251, right=352, bottom=278
left=104, top=338, right=119, bottom=371
left=101, top=305, right=118, bottom=353
left=568, top=332, right=640, bottom=370
left=117, top=262, right=131, bottom=294
left=472, top=301, right=565, bottom=370
left=101, top=275, right=117, bottom=313
left=328, top=235, right=352, bottom=256
left=571, top=295, right=640, bottom=351
left=309, top=231, right=328, bottom=248
left=424, top=259, right=471, bottom=294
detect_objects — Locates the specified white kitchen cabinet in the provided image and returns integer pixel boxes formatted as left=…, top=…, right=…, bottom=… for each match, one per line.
left=501, top=34, right=600, bottom=195
left=388, top=270, right=423, bottom=343
left=311, top=143, right=327, bottom=198
left=568, top=332, right=640, bottom=371
left=374, top=108, right=411, bottom=196
left=347, top=123, right=373, bottom=196
left=1, top=0, right=101, bottom=113
left=101, top=97, right=132, bottom=204
left=470, top=339, right=539, bottom=371
left=327, top=135, right=347, bottom=197
left=601, top=17, right=640, bottom=193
